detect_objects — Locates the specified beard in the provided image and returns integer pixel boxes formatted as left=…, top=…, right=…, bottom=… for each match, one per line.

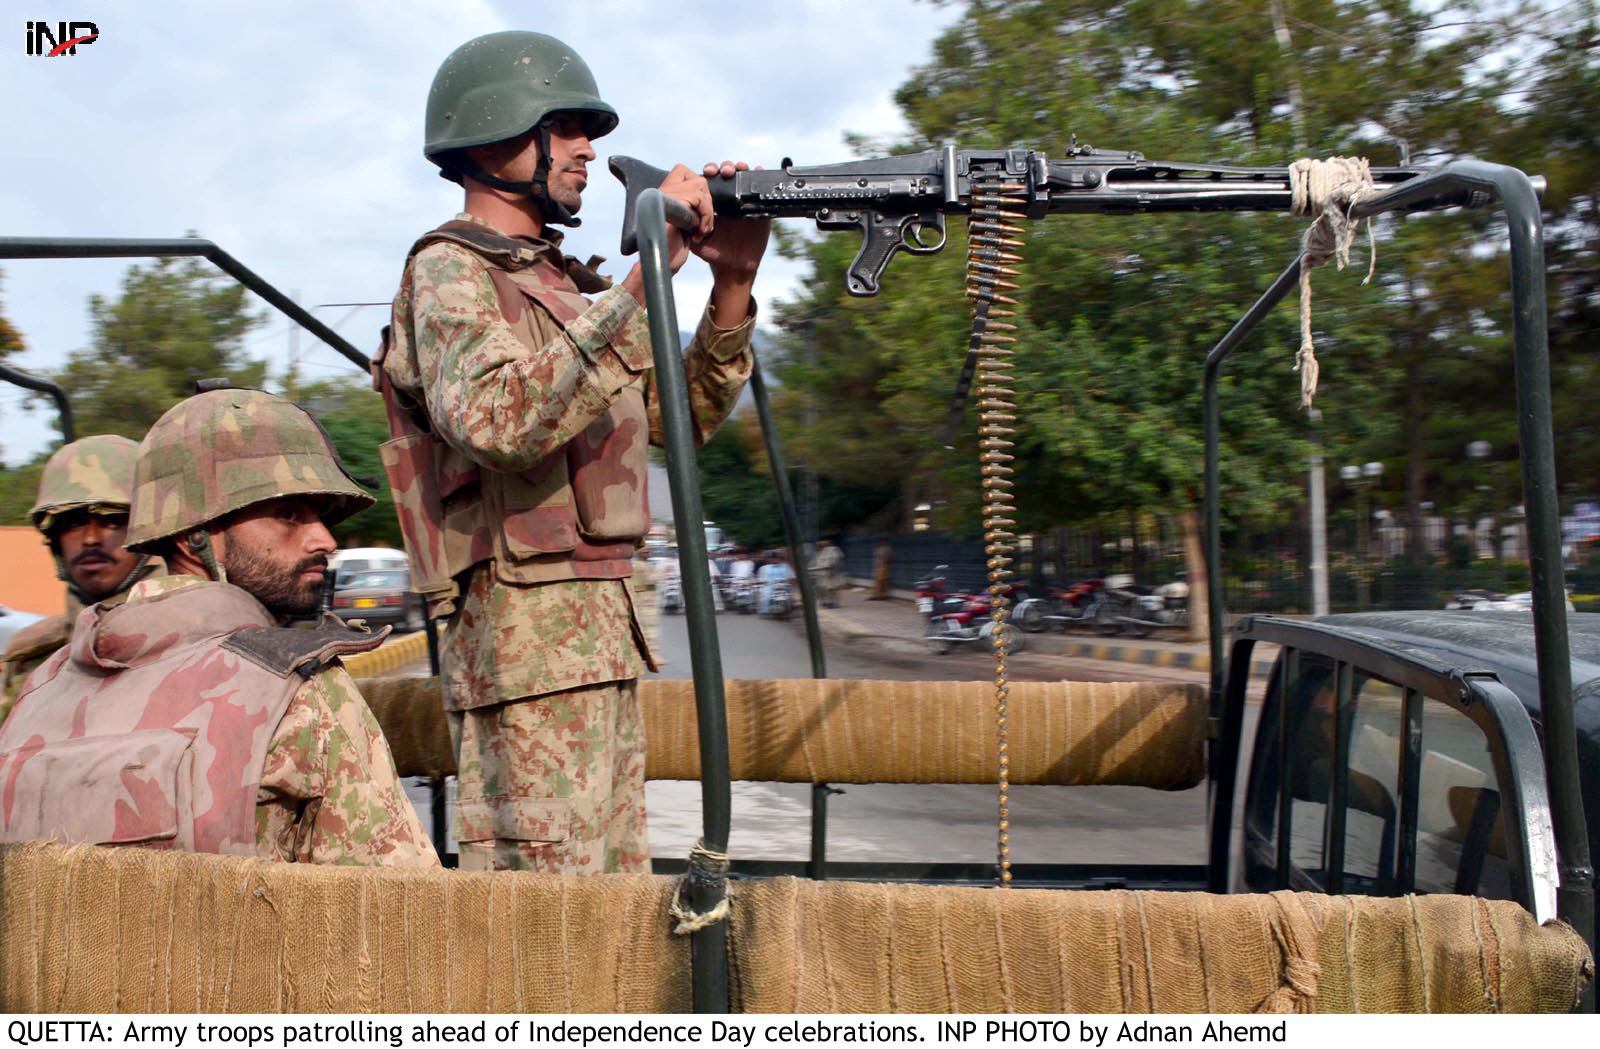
left=221, top=534, right=326, bottom=617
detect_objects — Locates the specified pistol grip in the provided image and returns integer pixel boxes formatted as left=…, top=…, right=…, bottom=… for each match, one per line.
left=610, top=156, right=709, bottom=256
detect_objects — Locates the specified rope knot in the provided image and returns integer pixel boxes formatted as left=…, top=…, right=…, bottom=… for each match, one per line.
left=1288, top=156, right=1379, bottom=407
left=669, top=839, right=732, bottom=935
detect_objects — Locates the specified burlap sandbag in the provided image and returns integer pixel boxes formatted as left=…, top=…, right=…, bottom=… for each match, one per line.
left=2, top=843, right=1590, bottom=1013
left=726, top=878, right=1594, bottom=1014
left=358, top=677, right=1207, bottom=790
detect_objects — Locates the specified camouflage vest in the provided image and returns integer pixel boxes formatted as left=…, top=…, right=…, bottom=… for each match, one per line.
left=0, top=581, right=384, bottom=855
left=376, top=220, right=648, bottom=613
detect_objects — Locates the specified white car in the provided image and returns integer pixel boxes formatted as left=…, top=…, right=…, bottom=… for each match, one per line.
left=0, top=604, right=47, bottom=651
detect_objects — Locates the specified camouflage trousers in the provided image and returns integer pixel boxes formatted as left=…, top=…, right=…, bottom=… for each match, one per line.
left=449, top=678, right=649, bottom=873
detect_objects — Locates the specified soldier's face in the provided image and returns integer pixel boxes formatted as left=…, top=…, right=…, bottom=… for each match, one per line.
left=54, top=509, right=141, bottom=600
left=479, top=114, right=596, bottom=215
left=214, top=497, right=337, bottom=617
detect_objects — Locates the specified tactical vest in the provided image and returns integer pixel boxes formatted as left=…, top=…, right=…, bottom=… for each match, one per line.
left=0, top=581, right=384, bottom=856
left=376, top=221, right=650, bottom=614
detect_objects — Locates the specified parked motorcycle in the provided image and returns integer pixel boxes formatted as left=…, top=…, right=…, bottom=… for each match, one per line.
left=1094, top=573, right=1189, bottom=637
left=916, top=567, right=1027, bottom=655
left=1015, top=576, right=1106, bottom=633
left=658, top=573, right=684, bottom=616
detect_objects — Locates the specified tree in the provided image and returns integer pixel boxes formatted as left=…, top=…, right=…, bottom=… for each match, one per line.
left=293, top=377, right=402, bottom=549
left=47, top=257, right=267, bottom=439
left=767, top=0, right=1584, bottom=630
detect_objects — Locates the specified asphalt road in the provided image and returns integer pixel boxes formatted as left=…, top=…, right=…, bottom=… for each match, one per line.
left=404, top=607, right=1260, bottom=872
left=646, top=609, right=1240, bottom=869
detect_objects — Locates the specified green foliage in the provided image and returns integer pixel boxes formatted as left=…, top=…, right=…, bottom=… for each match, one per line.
left=293, top=377, right=401, bottom=549
left=696, top=412, right=786, bottom=549
left=48, top=257, right=267, bottom=440
left=766, top=0, right=1598, bottom=553
left=0, top=462, right=45, bottom=528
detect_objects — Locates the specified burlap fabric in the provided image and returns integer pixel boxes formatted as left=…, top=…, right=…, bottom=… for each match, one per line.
left=0, top=843, right=1589, bottom=1012
left=726, top=879, right=1591, bottom=1014
left=358, top=677, right=1207, bottom=789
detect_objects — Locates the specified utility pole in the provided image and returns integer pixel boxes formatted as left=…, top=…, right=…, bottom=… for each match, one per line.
left=1308, top=409, right=1330, bottom=616
left=285, top=289, right=301, bottom=399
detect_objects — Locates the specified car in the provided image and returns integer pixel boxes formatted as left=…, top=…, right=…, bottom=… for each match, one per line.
left=328, top=565, right=424, bottom=632
left=0, top=604, right=47, bottom=652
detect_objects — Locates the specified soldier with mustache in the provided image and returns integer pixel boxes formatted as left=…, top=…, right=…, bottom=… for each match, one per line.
left=0, top=435, right=162, bottom=715
left=0, top=389, right=437, bottom=865
left=376, top=31, right=770, bottom=873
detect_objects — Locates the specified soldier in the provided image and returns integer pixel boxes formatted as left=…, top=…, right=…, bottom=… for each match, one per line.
left=375, top=31, right=769, bottom=872
left=0, top=435, right=162, bottom=712
left=0, top=390, right=438, bottom=866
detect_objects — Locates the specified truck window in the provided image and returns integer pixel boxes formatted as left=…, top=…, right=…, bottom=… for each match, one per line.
left=1248, top=651, right=1515, bottom=903
left=1415, top=699, right=1512, bottom=900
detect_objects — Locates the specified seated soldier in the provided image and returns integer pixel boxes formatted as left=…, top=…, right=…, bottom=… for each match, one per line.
left=0, top=390, right=438, bottom=867
left=0, top=435, right=163, bottom=716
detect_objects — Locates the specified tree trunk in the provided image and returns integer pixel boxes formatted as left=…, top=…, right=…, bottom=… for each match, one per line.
left=1181, top=507, right=1210, bottom=644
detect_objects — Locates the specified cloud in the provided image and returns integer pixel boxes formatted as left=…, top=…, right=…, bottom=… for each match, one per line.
left=0, top=0, right=960, bottom=462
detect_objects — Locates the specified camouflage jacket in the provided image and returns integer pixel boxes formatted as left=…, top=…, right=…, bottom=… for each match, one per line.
left=1, top=562, right=168, bottom=714
left=0, top=576, right=438, bottom=866
left=383, top=213, right=753, bottom=706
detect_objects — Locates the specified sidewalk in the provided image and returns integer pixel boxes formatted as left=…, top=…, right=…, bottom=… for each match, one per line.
left=816, top=588, right=1278, bottom=677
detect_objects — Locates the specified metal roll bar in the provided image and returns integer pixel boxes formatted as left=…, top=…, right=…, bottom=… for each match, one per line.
left=0, top=237, right=371, bottom=371
left=635, top=190, right=733, bottom=1013
left=1201, top=160, right=1593, bottom=981
left=0, top=362, right=74, bottom=443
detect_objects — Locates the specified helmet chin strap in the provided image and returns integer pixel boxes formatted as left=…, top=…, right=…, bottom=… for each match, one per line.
left=186, top=530, right=227, bottom=585
left=452, top=121, right=581, bottom=228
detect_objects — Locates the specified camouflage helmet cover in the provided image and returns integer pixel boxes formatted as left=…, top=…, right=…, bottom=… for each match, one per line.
left=125, top=389, right=373, bottom=552
left=29, top=434, right=140, bottom=533
left=423, top=31, right=619, bottom=166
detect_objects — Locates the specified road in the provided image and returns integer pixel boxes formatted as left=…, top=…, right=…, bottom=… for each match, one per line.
left=404, top=607, right=1258, bottom=871
left=646, top=609, right=1237, bottom=869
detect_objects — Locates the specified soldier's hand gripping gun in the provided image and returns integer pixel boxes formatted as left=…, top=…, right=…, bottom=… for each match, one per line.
left=611, top=143, right=1496, bottom=297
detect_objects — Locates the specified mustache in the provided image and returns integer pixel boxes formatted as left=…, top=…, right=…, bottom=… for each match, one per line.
left=297, top=555, right=330, bottom=575
left=70, top=549, right=114, bottom=568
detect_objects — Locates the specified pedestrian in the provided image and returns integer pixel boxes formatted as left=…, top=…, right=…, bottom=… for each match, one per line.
left=1, top=435, right=163, bottom=715
left=0, top=390, right=437, bottom=866
left=374, top=31, right=770, bottom=872
left=810, top=538, right=845, bottom=608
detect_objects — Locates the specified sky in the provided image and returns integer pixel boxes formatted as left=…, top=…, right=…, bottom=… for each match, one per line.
left=0, top=0, right=964, bottom=465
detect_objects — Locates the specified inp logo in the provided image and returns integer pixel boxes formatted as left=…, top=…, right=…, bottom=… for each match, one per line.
left=25, top=20, right=99, bottom=56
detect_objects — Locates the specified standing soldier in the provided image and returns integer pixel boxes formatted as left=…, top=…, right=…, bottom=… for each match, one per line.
left=375, top=31, right=769, bottom=873
left=0, top=390, right=437, bottom=866
left=0, top=435, right=162, bottom=712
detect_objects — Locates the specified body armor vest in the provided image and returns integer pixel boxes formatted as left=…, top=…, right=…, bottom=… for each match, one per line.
left=376, top=221, right=649, bottom=614
left=0, top=581, right=383, bottom=856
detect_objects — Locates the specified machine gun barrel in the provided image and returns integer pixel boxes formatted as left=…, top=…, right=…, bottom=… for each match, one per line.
left=611, top=147, right=1524, bottom=296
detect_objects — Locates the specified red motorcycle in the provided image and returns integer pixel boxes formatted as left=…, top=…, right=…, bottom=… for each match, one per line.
left=915, top=567, right=1027, bottom=655
left=1015, top=576, right=1106, bottom=633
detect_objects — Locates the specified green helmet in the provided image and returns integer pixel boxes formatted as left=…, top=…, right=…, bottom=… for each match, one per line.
left=29, top=435, right=139, bottom=534
left=424, top=31, right=618, bottom=167
left=125, top=389, right=373, bottom=553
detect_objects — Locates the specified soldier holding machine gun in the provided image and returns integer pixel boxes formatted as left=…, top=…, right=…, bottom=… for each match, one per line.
left=375, top=31, right=770, bottom=874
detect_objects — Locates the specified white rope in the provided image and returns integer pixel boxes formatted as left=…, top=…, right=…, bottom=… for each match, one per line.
left=669, top=840, right=732, bottom=935
left=1288, top=157, right=1378, bottom=407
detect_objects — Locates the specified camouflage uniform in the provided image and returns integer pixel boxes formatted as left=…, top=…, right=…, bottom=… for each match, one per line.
left=0, top=574, right=437, bottom=865
left=379, top=213, right=752, bottom=872
left=1, top=435, right=161, bottom=713
left=0, top=389, right=437, bottom=867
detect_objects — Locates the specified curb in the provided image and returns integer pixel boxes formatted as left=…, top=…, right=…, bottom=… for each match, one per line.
left=342, top=630, right=430, bottom=678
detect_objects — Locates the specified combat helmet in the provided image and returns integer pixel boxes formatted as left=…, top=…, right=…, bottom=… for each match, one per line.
left=125, top=389, right=372, bottom=572
left=29, top=434, right=159, bottom=602
left=30, top=434, right=139, bottom=534
left=424, top=31, right=618, bottom=227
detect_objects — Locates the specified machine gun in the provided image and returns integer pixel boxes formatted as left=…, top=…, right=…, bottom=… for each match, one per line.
left=610, top=143, right=1500, bottom=296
